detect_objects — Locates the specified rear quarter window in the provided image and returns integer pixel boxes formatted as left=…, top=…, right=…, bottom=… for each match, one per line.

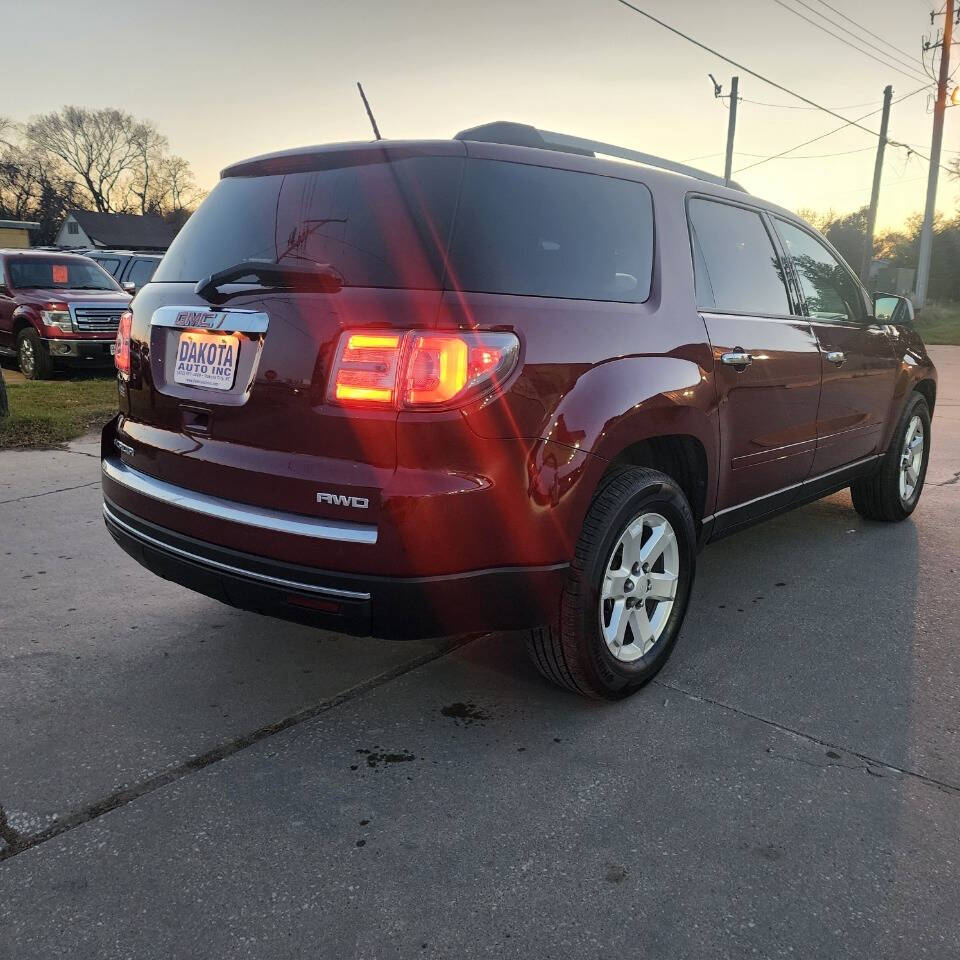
left=448, top=160, right=653, bottom=302
left=688, top=198, right=791, bottom=316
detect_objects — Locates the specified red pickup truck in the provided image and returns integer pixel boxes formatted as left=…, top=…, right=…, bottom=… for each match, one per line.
left=0, top=250, right=131, bottom=379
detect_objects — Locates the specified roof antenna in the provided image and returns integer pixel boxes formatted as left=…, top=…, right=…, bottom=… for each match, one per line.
left=356, top=82, right=382, bottom=141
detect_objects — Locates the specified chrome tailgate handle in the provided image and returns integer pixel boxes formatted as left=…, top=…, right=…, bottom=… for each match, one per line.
left=150, top=306, right=269, bottom=334
left=825, top=351, right=846, bottom=366
left=721, top=351, right=753, bottom=367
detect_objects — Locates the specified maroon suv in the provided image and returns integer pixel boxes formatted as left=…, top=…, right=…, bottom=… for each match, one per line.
left=100, top=123, right=935, bottom=699
left=0, top=250, right=131, bottom=378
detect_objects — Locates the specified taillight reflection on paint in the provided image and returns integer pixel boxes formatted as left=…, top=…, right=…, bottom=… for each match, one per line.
left=327, top=330, right=519, bottom=409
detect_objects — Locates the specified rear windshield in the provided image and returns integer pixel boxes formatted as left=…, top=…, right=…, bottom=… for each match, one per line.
left=154, top=156, right=654, bottom=303
left=8, top=258, right=119, bottom=291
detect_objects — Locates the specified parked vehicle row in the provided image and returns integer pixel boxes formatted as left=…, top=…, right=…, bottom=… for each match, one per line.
left=0, top=251, right=131, bottom=379
left=0, top=249, right=159, bottom=379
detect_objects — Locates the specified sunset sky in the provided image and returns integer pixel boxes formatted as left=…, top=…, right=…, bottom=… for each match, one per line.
left=4, top=0, right=957, bottom=229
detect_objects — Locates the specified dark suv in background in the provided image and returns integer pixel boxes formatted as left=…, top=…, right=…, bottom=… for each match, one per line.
left=85, top=251, right=162, bottom=296
left=101, top=122, right=935, bottom=699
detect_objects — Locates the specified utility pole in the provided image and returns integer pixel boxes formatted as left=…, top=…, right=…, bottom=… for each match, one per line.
left=915, top=0, right=954, bottom=307
left=724, top=76, right=739, bottom=186
left=860, top=84, right=893, bottom=285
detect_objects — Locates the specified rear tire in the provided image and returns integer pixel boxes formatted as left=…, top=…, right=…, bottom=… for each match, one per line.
left=527, top=466, right=697, bottom=699
left=850, top=392, right=930, bottom=522
left=17, top=328, right=53, bottom=380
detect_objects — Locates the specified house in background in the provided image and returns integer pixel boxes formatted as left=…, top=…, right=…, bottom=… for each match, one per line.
left=55, top=211, right=178, bottom=251
left=0, top=219, right=40, bottom=248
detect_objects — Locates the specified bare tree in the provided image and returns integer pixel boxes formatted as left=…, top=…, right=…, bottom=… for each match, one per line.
left=0, top=139, right=86, bottom=243
left=24, top=106, right=152, bottom=213
left=127, top=126, right=170, bottom=215
left=156, top=154, right=203, bottom=214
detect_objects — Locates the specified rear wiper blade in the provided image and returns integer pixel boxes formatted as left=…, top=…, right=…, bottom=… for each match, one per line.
left=195, top=260, right=343, bottom=303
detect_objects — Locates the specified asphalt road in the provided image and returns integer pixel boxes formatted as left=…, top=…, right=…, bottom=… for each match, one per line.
left=1, top=347, right=959, bottom=959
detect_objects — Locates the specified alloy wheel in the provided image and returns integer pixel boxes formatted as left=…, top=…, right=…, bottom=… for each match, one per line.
left=19, top=337, right=35, bottom=378
left=599, top=511, right=680, bottom=662
left=899, top=414, right=924, bottom=503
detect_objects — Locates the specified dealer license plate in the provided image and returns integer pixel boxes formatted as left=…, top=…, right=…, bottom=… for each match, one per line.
left=174, top=332, right=240, bottom=391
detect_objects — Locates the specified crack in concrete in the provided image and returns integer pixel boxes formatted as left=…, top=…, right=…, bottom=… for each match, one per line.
left=0, top=481, right=100, bottom=506
left=0, top=806, right=23, bottom=855
left=653, top=679, right=960, bottom=798
left=931, top=470, right=960, bottom=487
left=0, top=632, right=481, bottom=864
left=766, top=750, right=881, bottom=775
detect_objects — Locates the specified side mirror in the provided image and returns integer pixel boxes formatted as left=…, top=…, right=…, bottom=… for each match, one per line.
left=873, top=293, right=914, bottom=326
left=122, top=281, right=137, bottom=295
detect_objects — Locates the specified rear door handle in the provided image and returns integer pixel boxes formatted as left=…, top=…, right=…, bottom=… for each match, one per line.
left=825, top=351, right=845, bottom=366
left=721, top=351, right=753, bottom=368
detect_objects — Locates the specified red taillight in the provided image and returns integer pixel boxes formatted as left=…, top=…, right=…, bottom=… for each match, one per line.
left=327, top=329, right=519, bottom=410
left=331, top=333, right=403, bottom=405
left=403, top=335, right=469, bottom=406
left=115, top=310, right=132, bottom=377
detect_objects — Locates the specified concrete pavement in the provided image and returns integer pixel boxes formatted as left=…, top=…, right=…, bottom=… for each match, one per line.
left=1, top=347, right=958, bottom=958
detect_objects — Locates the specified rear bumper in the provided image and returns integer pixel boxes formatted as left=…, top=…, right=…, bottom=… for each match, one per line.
left=103, top=498, right=566, bottom=640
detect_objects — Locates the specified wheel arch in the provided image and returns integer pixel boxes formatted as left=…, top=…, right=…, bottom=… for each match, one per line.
left=914, top=377, right=936, bottom=415
left=605, top=434, right=710, bottom=526
left=12, top=307, right=40, bottom=338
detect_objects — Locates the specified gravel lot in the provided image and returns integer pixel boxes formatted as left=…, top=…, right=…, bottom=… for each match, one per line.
left=2, top=347, right=958, bottom=959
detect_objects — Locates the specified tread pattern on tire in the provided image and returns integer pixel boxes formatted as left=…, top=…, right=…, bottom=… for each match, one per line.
left=526, top=465, right=692, bottom=698
left=850, top=392, right=930, bottom=522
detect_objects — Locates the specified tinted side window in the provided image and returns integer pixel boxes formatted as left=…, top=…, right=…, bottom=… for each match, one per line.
left=774, top=219, right=866, bottom=322
left=688, top=199, right=790, bottom=315
left=448, top=160, right=653, bottom=302
left=94, top=257, right=121, bottom=276
left=127, top=258, right=158, bottom=287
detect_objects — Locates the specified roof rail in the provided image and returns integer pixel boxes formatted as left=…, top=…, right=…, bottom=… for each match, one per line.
left=454, top=121, right=746, bottom=192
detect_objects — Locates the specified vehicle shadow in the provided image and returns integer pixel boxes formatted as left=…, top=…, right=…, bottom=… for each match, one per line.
left=0, top=356, right=114, bottom=382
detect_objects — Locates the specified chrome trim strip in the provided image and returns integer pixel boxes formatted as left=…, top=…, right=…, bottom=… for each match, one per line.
left=103, top=503, right=370, bottom=601
left=805, top=453, right=881, bottom=484
left=712, top=481, right=804, bottom=519
left=67, top=302, right=126, bottom=332
left=707, top=454, right=881, bottom=521
left=102, top=458, right=377, bottom=545
left=150, top=305, right=270, bottom=333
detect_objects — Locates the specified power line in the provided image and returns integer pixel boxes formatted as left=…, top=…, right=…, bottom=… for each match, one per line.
left=685, top=145, right=876, bottom=162
left=612, top=2, right=954, bottom=174
left=806, top=0, right=928, bottom=68
left=768, top=0, right=933, bottom=83
left=733, top=105, right=891, bottom=173
left=724, top=95, right=882, bottom=110
left=733, top=84, right=935, bottom=174
left=614, top=1, right=914, bottom=135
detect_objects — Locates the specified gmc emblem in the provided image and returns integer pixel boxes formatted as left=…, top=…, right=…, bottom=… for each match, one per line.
left=316, top=491, right=370, bottom=509
left=175, top=310, right=223, bottom=329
